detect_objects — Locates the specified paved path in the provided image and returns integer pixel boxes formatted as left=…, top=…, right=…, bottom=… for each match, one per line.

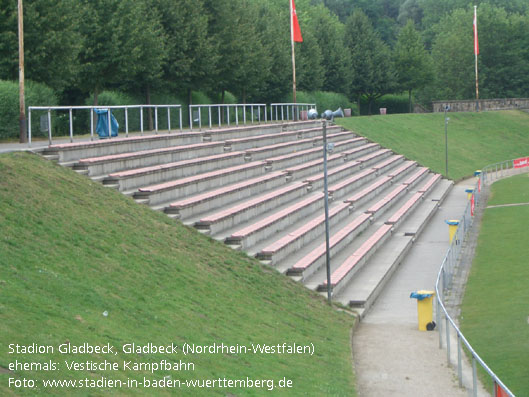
left=353, top=179, right=489, bottom=397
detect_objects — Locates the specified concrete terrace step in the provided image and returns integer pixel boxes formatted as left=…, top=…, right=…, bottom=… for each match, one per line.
left=244, top=129, right=355, bottom=162
left=103, top=152, right=247, bottom=192
left=265, top=137, right=366, bottom=172
left=133, top=161, right=268, bottom=207
left=202, top=121, right=324, bottom=141
left=257, top=201, right=352, bottom=266
left=335, top=178, right=453, bottom=312
left=164, top=171, right=288, bottom=219
left=195, top=182, right=309, bottom=236
left=225, top=192, right=325, bottom=250
left=74, top=141, right=226, bottom=178
left=224, top=126, right=339, bottom=152
left=43, top=132, right=204, bottom=165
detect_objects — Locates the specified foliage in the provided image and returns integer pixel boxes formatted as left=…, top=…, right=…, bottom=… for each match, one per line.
left=393, top=20, right=433, bottom=111
left=0, top=79, right=57, bottom=140
left=360, top=93, right=410, bottom=115
left=345, top=9, right=396, bottom=115
left=285, top=90, right=357, bottom=116
left=2, top=0, right=529, bottom=110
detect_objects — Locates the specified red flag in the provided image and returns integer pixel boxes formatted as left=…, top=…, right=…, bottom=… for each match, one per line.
left=291, top=0, right=303, bottom=43
left=473, top=9, right=479, bottom=55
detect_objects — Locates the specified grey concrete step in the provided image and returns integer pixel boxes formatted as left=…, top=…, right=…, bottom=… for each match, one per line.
left=73, top=141, right=227, bottom=177
left=43, top=132, right=204, bottom=164
left=334, top=179, right=453, bottom=313
left=103, top=152, right=247, bottom=193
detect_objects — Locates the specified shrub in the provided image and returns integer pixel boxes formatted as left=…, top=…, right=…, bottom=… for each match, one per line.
left=284, top=91, right=358, bottom=117
left=0, top=80, right=58, bottom=140
left=359, top=94, right=410, bottom=115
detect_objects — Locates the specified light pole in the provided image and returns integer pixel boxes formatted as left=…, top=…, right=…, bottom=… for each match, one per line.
left=322, top=120, right=333, bottom=303
left=18, top=0, right=27, bottom=143
left=444, top=105, right=450, bottom=177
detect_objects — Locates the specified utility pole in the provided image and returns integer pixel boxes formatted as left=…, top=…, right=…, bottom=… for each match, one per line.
left=323, top=120, right=332, bottom=302
left=18, top=0, right=27, bottom=143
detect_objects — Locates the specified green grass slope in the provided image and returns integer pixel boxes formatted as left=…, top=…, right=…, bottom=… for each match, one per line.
left=0, top=152, right=356, bottom=396
left=461, top=173, right=529, bottom=395
left=337, top=110, right=529, bottom=181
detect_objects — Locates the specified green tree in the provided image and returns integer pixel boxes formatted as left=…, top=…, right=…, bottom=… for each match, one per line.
left=345, top=9, right=396, bottom=114
left=155, top=0, right=213, bottom=105
left=113, top=0, right=166, bottom=129
left=393, top=20, right=433, bottom=112
left=78, top=0, right=121, bottom=105
left=305, top=5, right=351, bottom=93
left=0, top=0, right=81, bottom=96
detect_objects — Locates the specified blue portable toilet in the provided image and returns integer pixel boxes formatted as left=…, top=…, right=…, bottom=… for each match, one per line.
left=94, top=109, right=119, bottom=138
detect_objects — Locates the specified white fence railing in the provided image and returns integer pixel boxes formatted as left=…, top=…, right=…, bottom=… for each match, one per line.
left=188, top=104, right=267, bottom=131
left=434, top=157, right=529, bottom=397
left=269, top=103, right=316, bottom=122
left=28, top=105, right=183, bottom=146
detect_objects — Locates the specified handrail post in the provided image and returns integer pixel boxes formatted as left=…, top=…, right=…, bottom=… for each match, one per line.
left=140, top=106, right=144, bottom=135
left=472, top=357, right=478, bottom=397
left=208, top=106, right=212, bottom=129
left=198, top=107, right=202, bottom=131
left=107, top=109, right=111, bottom=140
left=28, top=109, right=32, bottom=147
left=47, top=109, right=52, bottom=145
left=227, top=106, right=230, bottom=126
left=155, top=106, right=158, bottom=134
left=189, top=106, right=193, bottom=131
left=457, top=334, right=463, bottom=387
left=179, top=107, right=182, bottom=132
left=125, top=108, right=129, bottom=137
left=167, top=106, right=171, bottom=133
left=90, top=108, right=94, bottom=141
left=235, top=105, right=239, bottom=126
left=69, top=108, right=73, bottom=142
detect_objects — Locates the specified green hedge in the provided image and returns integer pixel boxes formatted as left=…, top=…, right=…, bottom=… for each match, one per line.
left=0, top=80, right=58, bottom=140
left=359, top=94, right=410, bottom=115
left=285, top=91, right=358, bottom=117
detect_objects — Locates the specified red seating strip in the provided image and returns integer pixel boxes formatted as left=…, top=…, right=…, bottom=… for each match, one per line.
left=388, top=161, right=417, bottom=178
left=78, top=141, right=223, bottom=164
left=108, top=152, right=243, bottom=178
left=403, top=167, right=428, bottom=185
left=229, top=193, right=324, bottom=240
left=371, top=155, right=404, bottom=171
left=386, top=192, right=424, bottom=225
left=259, top=202, right=350, bottom=255
left=345, top=176, right=392, bottom=204
left=366, top=184, right=408, bottom=214
left=323, top=224, right=393, bottom=288
left=138, top=161, right=266, bottom=193
left=197, top=182, right=308, bottom=224
left=418, top=174, right=441, bottom=193
left=289, top=213, right=372, bottom=273
left=167, top=171, right=285, bottom=209
left=328, top=168, right=377, bottom=194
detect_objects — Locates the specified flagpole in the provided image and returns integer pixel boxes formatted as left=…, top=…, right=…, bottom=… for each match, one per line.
left=474, top=5, right=479, bottom=112
left=290, top=0, right=297, bottom=116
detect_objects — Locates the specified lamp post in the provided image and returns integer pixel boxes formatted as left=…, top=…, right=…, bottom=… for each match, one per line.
left=18, top=0, right=27, bottom=143
left=444, top=105, right=450, bottom=177
left=322, top=120, right=333, bottom=302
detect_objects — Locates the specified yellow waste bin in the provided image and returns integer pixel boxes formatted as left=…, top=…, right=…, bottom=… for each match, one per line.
left=465, top=188, right=474, bottom=200
left=410, top=290, right=436, bottom=331
left=445, top=220, right=460, bottom=243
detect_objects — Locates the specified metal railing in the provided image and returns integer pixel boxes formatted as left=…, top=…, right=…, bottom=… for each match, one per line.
left=27, top=105, right=183, bottom=146
left=434, top=160, right=528, bottom=396
left=481, top=157, right=528, bottom=185
left=188, top=104, right=267, bottom=130
left=269, top=103, right=316, bottom=122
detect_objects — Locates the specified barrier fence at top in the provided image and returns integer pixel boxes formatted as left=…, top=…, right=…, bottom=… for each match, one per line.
left=269, top=103, right=316, bottom=122
left=434, top=156, right=529, bottom=397
left=188, top=103, right=267, bottom=131
left=26, top=103, right=323, bottom=146
left=27, top=105, right=183, bottom=146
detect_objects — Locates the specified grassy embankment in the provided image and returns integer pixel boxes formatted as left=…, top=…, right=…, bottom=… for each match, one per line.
left=460, top=173, right=529, bottom=396
left=0, top=152, right=356, bottom=396
left=338, top=110, right=529, bottom=181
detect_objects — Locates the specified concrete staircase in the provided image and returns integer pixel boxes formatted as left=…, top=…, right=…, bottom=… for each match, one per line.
left=41, top=121, right=452, bottom=314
